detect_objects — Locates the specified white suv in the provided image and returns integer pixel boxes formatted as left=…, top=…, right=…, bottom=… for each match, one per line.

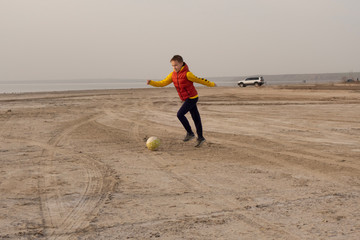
left=238, top=76, right=264, bottom=87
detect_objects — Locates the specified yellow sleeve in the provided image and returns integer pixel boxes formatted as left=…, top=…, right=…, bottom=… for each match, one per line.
left=148, top=73, right=173, bottom=87
left=186, top=72, right=215, bottom=87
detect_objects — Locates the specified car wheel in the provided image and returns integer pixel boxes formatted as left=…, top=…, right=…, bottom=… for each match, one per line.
left=239, top=83, right=244, bottom=87
left=254, top=82, right=260, bottom=87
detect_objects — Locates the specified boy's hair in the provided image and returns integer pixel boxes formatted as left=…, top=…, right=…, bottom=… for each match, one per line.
left=170, top=55, right=183, bottom=63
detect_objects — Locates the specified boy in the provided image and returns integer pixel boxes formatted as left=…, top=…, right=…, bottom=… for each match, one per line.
left=147, top=55, right=216, bottom=147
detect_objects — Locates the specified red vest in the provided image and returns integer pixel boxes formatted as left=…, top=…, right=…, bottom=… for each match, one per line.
left=172, top=63, right=198, bottom=101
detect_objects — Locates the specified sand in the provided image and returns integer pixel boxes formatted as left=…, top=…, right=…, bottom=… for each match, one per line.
left=0, top=85, right=359, bottom=239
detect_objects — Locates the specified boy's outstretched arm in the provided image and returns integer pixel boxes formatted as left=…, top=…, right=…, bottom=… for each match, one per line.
left=147, top=73, right=173, bottom=87
left=186, top=72, right=216, bottom=87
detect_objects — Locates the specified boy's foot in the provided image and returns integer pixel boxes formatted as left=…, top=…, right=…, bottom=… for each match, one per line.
left=183, top=132, right=195, bottom=142
left=195, top=137, right=206, bottom=148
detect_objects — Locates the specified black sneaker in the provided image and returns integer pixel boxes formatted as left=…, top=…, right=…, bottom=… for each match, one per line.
left=183, top=132, right=195, bottom=142
left=195, top=137, right=206, bottom=148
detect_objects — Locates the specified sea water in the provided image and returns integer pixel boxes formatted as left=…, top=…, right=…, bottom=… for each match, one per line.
left=0, top=79, right=148, bottom=93
left=0, top=72, right=354, bottom=93
left=0, top=78, right=237, bottom=93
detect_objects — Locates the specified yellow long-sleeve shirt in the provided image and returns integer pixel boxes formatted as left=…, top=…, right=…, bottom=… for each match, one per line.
left=149, top=71, right=215, bottom=98
left=149, top=72, right=215, bottom=87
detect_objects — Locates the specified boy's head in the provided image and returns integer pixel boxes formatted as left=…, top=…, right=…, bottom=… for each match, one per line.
left=170, top=55, right=184, bottom=72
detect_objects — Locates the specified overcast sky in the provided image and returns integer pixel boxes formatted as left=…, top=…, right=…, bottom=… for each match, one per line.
left=1, top=0, right=359, bottom=81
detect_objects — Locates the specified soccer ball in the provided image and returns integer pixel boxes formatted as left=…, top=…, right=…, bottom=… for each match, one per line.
left=146, top=136, right=160, bottom=151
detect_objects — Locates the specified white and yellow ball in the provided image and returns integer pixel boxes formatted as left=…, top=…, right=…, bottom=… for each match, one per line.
left=146, top=136, right=160, bottom=151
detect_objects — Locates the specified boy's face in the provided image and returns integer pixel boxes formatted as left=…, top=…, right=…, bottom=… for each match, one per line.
left=171, top=60, right=183, bottom=72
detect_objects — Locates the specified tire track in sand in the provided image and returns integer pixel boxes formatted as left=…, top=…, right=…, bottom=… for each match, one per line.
left=38, top=114, right=114, bottom=239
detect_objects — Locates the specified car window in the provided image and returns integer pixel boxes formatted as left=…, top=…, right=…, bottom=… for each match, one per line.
left=245, top=77, right=262, bottom=81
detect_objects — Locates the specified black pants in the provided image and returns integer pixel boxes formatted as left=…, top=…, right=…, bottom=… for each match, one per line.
left=177, top=97, right=203, bottom=139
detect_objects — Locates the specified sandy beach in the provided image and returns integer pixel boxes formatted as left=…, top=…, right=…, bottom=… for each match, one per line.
left=0, top=85, right=359, bottom=239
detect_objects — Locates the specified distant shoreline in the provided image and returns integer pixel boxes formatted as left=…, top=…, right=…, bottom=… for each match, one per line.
left=209, top=71, right=360, bottom=87
left=1, top=72, right=359, bottom=93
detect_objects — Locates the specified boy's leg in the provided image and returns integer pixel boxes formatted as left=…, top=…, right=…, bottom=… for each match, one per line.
left=177, top=98, right=197, bottom=135
left=189, top=99, right=206, bottom=147
left=189, top=104, right=203, bottom=139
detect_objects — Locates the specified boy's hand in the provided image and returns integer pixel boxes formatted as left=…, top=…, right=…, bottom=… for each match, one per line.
left=147, top=80, right=151, bottom=85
